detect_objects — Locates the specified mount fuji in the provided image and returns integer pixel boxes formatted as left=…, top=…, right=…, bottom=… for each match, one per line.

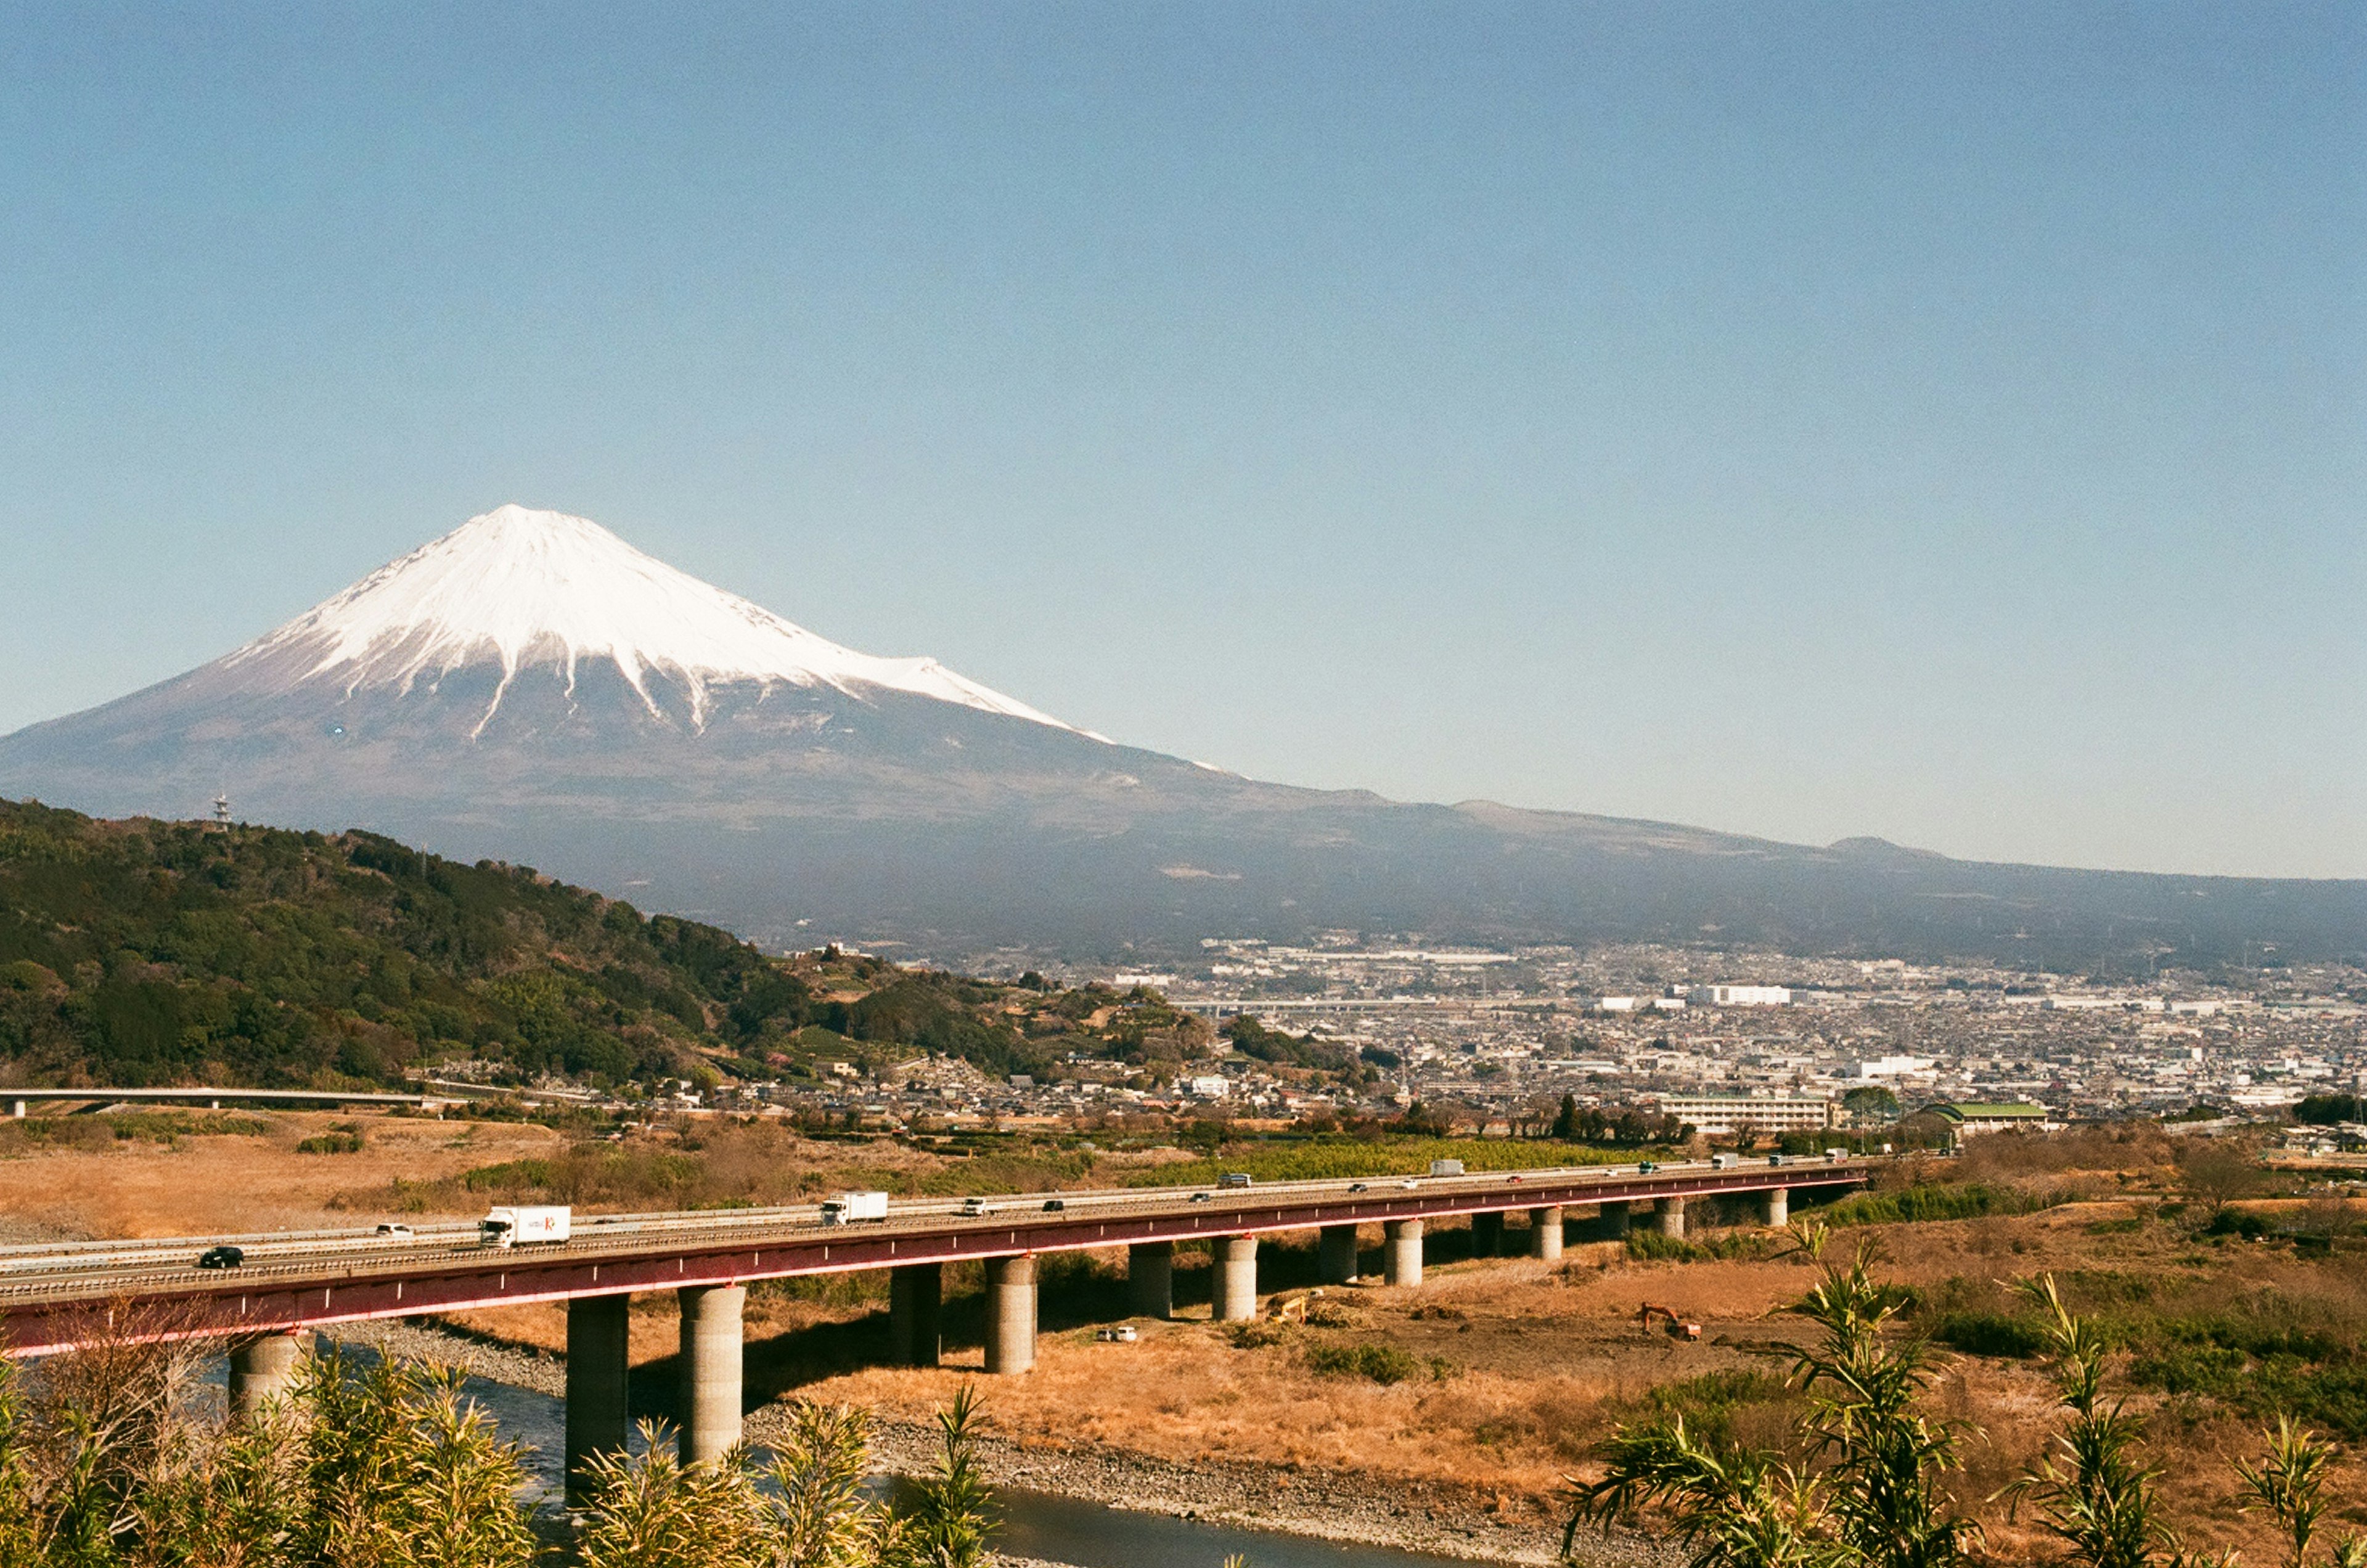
left=5, top=504, right=2364, bottom=966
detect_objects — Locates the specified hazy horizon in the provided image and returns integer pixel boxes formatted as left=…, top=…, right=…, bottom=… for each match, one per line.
left=3, top=6, right=2360, bottom=880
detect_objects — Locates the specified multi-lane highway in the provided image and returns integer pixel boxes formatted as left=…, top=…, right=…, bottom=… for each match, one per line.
left=0, top=1155, right=1874, bottom=1356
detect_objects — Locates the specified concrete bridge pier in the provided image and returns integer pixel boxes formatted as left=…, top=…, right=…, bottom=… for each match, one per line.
left=1212, top=1236, right=1259, bottom=1321
left=1470, top=1212, right=1505, bottom=1259
left=1651, top=1197, right=1687, bottom=1238
left=1128, top=1241, right=1174, bottom=1319
left=1529, top=1206, right=1564, bottom=1261
left=889, top=1264, right=942, bottom=1366
left=565, top=1294, right=631, bottom=1503
left=1597, top=1200, right=1632, bottom=1240
left=1318, top=1224, right=1360, bottom=1284
left=984, top=1255, right=1037, bottom=1374
left=677, top=1284, right=745, bottom=1464
left=1383, top=1219, right=1424, bottom=1288
left=1764, top=1187, right=1789, bottom=1228
left=9, top=1100, right=24, bottom=1119
left=228, top=1330, right=306, bottom=1418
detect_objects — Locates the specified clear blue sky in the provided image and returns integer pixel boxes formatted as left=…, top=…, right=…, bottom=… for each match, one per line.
left=2, top=4, right=2360, bottom=878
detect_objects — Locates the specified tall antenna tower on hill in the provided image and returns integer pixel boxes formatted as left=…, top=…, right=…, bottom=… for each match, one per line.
left=211, top=793, right=231, bottom=832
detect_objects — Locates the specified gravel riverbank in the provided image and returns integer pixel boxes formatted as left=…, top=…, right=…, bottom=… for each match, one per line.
left=326, top=1318, right=569, bottom=1398
left=324, top=1321, right=1671, bottom=1568
left=822, top=1411, right=1677, bottom=1568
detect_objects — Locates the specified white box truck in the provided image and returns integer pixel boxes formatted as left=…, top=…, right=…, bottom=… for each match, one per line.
left=820, top=1191, right=890, bottom=1225
left=1428, top=1159, right=1465, bottom=1177
left=481, top=1206, right=571, bottom=1248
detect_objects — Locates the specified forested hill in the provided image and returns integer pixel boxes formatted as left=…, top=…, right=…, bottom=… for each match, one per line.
left=0, top=799, right=1230, bottom=1094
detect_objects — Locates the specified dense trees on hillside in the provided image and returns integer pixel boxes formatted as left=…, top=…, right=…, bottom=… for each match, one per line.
left=0, top=801, right=1243, bottom=1095
left=0, top=801, right=773, bottom=1089
left=1219, top=1013, right=1353, bottom=1071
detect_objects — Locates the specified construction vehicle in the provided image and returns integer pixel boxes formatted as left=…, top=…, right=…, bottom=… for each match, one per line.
left=1636, top=1303, right=1703, bottom=1341
left=1268, top=1288, right=1327, bottom=1323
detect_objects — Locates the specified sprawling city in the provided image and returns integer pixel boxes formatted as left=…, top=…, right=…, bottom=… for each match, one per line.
left=658, top=938, right=2365, bottom=1144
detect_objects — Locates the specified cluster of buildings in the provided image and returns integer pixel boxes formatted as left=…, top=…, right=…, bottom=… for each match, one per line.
left=1077, top=937, right=2365, bottom=1136
left=526, top=937, right=2364, bottom=1141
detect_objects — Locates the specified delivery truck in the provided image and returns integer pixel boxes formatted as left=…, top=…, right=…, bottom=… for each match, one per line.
left=1428, top=1159, right=1465, bottom=1177
left=480, top=1206, right=571, bottom=1248
left=820, top=1191, right=890, bottom=1225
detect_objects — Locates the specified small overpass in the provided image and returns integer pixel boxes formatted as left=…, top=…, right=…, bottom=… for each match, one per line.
left=0, top=1156, right=1873, bottom=1498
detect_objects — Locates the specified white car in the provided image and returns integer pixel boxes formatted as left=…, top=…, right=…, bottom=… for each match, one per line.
left=374, top=1223, right=417, bottom=1241
left=960, top=1198, right=997, bottom=1217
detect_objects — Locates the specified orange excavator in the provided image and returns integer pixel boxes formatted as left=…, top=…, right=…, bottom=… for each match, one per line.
left=1637, top=1304, right=1703, bottom=1341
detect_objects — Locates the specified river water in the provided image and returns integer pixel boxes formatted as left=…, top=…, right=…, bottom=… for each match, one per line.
left=203, top=1352, right=1515, bottom=1568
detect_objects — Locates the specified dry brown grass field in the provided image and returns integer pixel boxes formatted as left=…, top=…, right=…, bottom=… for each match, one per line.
left=5, top=1110, right=2362, bottom=1558
left=0, top=1110, right=564, bottom=1239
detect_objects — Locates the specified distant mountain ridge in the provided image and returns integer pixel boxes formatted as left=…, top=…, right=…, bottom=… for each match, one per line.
left=5, top=505, right=2363, bottom=969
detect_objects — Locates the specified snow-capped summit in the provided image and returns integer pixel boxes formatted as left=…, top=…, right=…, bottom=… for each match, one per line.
left=225, top=504, right=1072, bottom=733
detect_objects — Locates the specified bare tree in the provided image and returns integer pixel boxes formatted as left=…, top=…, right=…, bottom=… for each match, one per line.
left=2177, top=1136, right=2268, bottom=1217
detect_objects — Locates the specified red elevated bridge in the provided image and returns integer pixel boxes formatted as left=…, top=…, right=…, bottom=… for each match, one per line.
left=0, top=1154, right=1873, bottom=1496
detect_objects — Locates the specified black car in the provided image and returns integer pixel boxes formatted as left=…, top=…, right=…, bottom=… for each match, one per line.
left=1637, top=1161, right=1659, bottom=1174
left=1042, top=1199, right=1066, bottom=1212
left=196, top=1245, right=245, bottom=1270
left=1347, top=1182, right=1369, bottom=1193
left=1188, top=1191, right=1212, bottom=1203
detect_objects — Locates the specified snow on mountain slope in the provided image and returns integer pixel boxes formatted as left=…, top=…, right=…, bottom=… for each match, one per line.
left=224, top=504, right=1079, bottom=735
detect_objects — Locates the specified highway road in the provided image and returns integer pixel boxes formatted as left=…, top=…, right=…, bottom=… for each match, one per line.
left=0, top=1155, right=1876, bottom=1355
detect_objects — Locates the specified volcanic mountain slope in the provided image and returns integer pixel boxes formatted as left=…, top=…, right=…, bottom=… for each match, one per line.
left=4, top=505, right=2363, bottom=967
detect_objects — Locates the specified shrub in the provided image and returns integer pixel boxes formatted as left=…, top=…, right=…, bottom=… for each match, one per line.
left=1304, top=1342, right=1421, bottom=1384
left=1625, top=1228, right=1768, bottom=1264
left=1302, top=1298, right=1367, bottom=1328
left=2124, top=1304, right=2367, bottom=1440
left=0, top=1337, right=995, bottom=1568
left=296, top=1131, right=364, bottom=1154
left=1630, top=1370, right=1786, bottom=1450
left=1930, top=1310, right=2050, bottom=1358
left=2204, top=1208, right=2272, bottom=1240
left=1818, top=1181, right=2062, bottom=1227
left=1226, top=1319, right=1293, bottom=1350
